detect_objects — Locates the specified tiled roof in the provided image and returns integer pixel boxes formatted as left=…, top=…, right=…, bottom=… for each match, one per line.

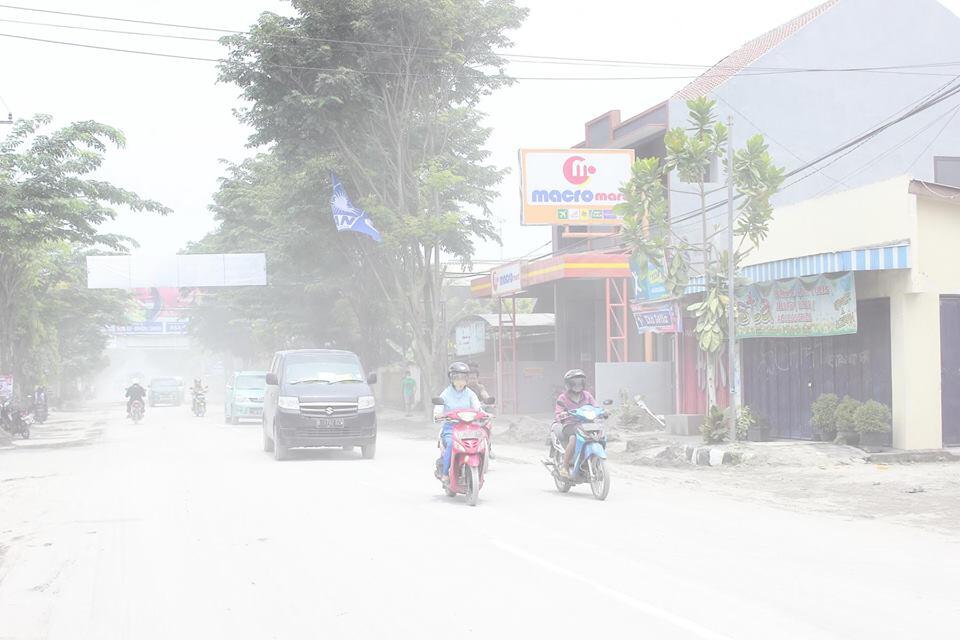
left=674, top=0, right=840, bottom=100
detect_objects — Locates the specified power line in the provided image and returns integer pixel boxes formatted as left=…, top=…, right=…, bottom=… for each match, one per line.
left=3, top=4, right=960, bottom=75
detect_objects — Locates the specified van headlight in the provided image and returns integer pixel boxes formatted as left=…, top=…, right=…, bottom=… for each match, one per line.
left=358, top=395, right=375, bottom=411
left=278, top=396, right=300, bottom=411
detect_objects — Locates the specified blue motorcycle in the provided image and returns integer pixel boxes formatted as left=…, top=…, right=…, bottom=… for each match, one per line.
left=543, top=404, right=611, bottom=500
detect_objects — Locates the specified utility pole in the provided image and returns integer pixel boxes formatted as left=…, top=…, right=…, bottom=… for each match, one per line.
left=726, top=116, right=738, bottom=442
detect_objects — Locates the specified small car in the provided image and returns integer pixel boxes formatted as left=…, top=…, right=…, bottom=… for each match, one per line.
left=148, top=377, right=183, bottom=406
left=225, top=371, right=268, bottom=425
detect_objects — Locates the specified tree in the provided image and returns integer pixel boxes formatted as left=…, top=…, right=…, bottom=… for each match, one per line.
left=619, top=99, right=784, bottom=408
left=0, top=115, right=167, bottom=394
left=218, top=0, right=527, bottom=398
left=187, top=154, right=404, bottom=368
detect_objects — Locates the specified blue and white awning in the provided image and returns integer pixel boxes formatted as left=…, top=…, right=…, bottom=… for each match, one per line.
left=687, top=242, right=910, bottom=291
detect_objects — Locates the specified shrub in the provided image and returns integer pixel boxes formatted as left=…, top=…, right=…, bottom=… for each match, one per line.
left=615, top=389, right=641, bottom=427
left=854, top=400, right=892, bottom=433
left=736, top=405, right=758, bottom=441
left=834, top=396, right=862, bottom=432
left=700, top=405, right=728, bottom=444
left=810, top=393, right=840, bottom=434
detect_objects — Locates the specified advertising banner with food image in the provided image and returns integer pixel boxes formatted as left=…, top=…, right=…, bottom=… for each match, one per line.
left=736, top=272, right=857, bottom=338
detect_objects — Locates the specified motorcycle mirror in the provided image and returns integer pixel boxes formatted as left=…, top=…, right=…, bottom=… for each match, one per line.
left=602, top=399, right=614, bottom=406
left=483, top=397, right=497, bottom=406
left=431, top=397, right=445, bottom=406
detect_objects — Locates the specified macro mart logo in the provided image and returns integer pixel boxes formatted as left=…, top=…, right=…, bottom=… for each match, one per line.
left=520, top=149, right=634, bottom=225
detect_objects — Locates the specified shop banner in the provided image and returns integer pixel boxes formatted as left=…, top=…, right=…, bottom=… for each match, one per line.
left=631, top=302, right=682, bottom=334
left=736, top=272, right=857, bottom=338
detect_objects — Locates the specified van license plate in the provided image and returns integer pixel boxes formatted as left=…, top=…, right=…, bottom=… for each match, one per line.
left=316, top=418, right=345, bottom=428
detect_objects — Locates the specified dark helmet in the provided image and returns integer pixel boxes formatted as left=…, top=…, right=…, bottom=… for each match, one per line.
left=468, top=362, right=480, bottom=374
left=563, top=368, right=587, bottom=390
left=448, top=362, right=470, bottom=381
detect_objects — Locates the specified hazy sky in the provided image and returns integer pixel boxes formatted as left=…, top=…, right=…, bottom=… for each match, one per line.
left=4, top=0, right=959, bottom=262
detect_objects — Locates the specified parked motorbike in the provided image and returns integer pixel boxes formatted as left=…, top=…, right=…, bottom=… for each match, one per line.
left=33, top=401, right=48, bottom=424
left=129, top=399, right=145, bottom=424
left=1, top=398, right=31, bottom=439
left=192, top=391, right=207, bottom=417
left=432, top=397, right=495, bottom=507
left=543, top=404, right=611, bottom=501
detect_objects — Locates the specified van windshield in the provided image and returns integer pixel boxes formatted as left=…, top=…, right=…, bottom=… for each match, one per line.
left=236, top=375, right=266, bottom=390
left=284, top=354, right=365, bottom=385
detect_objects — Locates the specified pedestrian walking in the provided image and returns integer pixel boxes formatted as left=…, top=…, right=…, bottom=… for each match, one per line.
left=401, top=370, right=417, bottom=415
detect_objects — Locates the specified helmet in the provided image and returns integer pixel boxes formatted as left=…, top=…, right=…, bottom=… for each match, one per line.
left=468, top=362, right=480, bottom=374
left=563, top=369, right=587, bottom=391
left=448, top=362, right=470, bottom=381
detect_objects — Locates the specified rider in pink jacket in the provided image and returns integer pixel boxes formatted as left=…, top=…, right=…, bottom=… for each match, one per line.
left=554, top=369, right=596, bottom=476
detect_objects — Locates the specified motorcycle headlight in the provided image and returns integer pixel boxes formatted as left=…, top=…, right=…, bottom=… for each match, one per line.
left=458, top=411, right=477, bottom=423
left=581, top=409, right=598, bottom=421
left=278, top=396, right=299, bottom=411
left=358, top=395, right=375, bottom=411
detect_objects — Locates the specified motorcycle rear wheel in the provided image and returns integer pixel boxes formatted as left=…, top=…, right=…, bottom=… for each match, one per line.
left=465, top=465, right=480, bottom=507
left=589, top=458, right=610, bottom=501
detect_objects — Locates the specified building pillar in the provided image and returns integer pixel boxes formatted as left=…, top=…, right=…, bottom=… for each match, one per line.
left=889, top=292, right=942, bottom=450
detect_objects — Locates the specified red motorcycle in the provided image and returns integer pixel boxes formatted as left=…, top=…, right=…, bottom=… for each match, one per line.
left=432, top=400, right=495, bottom=507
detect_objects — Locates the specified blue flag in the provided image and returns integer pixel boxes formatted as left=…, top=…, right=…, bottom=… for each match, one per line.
left=330, top=173, right=382, bottom=243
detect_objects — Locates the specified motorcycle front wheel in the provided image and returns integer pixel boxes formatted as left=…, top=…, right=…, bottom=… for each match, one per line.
left=465, top=464, right=480, bottom=507
left=588, top=458, right=610, bottom=501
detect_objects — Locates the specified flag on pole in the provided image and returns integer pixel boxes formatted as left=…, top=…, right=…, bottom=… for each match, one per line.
left=330, top=173, right=382, bottom=243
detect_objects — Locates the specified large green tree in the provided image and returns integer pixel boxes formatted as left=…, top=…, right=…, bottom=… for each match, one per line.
left=0, top=115, right=167, bottom=395
left=188, top=154, right=403, bottom=368
left=218, top=0, right=526, bottom=396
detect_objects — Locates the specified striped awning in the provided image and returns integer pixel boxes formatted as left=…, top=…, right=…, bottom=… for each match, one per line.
left=687, top=242, right=910, bottom=291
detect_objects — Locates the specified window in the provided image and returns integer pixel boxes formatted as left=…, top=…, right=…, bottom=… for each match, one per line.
left=283, top=353, right=365, bottom=385
left=934, top=156, right=960, bottom=188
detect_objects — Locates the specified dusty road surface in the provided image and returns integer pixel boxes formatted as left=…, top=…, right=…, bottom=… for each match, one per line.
left=1, top=407, right=958, bottom=640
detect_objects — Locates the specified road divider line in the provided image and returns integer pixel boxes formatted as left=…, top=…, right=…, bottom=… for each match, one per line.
left=491, top=539, right=735, bottom=640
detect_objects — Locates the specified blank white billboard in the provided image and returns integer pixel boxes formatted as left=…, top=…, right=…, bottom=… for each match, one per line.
left=86, top=254, right=267, bottom=289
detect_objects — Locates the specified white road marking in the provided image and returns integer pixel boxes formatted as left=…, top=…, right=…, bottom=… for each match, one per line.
left=491, top=538, right=736, bottom=640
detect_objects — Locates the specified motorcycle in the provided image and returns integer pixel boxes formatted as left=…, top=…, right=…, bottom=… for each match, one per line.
left=432, top=397, right=495, bottom=507
left=192, top=391, right=207, bottom=417
left=543, top=404, right=611, bottom=501
left=1, top=398, right=31, bottom=439
left=129, top=399, right=145, bottom=424
left=33, top=401, right=48, bottom=424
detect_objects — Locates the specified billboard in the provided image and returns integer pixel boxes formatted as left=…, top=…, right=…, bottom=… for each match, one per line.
left=86, top=253, right=267, bottom=289
left=106, top=288, right=194, bottom=335
left=519, top=149, right=635, bottom=226
left=736, top=273, right=857, bottom=338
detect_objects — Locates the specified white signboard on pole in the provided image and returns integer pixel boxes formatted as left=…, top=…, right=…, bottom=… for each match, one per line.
left=491, top=262, right=523, bottom=297
left=454, top=320, right=486, bottom=356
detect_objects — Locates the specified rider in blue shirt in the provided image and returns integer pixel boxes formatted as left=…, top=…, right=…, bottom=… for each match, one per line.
left=437, top=362, right=481, bottom=482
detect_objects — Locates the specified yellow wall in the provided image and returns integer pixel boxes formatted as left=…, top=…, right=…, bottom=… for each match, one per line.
left=746, top=175, right=916, bottom=267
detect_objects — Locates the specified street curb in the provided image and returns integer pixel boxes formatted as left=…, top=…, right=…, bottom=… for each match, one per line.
left=684, top=445, right=742, bottom=466
left=866, top=449, right=960, bottom=464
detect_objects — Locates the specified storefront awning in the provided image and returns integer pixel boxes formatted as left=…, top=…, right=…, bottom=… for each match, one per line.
left=688, top=242, right=910, bottom=290
left=471, top=252, right=630, bottom=298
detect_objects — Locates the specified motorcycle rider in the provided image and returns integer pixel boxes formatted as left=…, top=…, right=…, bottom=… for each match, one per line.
left=125, top=379, right=147, bottom=417
left=554, top=369, right=597, bottom=478
left=436, top=362, right=481, bottom=484
left=191, top=378, right=207, bottom=411
left=466, top=363, right=490, bottom=403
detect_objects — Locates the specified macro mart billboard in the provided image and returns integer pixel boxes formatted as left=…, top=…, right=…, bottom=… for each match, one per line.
left=519, top=149, right=634, bottom=225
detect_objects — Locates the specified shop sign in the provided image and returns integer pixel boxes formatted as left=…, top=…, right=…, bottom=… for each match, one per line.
left=631, top=256, right=668, bottom=302
left=455, top=320, right=486, bottom=356
left=736, top=272, right=857, bottom=338
left=519, top=149, right=634, bottom=225
left=491, top=262, right=523, bottom=296
left=631, top=302, right=681, bottom=334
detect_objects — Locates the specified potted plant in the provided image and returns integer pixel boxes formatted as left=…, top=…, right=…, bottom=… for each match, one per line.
left=854, top=400, right=892, bottom=451
left=833, top=396, right=861, bottom=445
left=810, top=393, right=839, bottom=442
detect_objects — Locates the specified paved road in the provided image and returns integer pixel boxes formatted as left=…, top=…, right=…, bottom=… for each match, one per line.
left=1, top=407, right=958, bottom=639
